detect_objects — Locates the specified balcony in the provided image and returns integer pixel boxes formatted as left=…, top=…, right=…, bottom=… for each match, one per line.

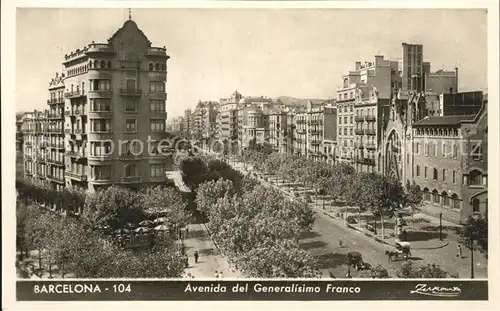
left=65, top=171, right=88, bottom=182
left=47, top=174, right=65, bottom=184
left=354, top=116, right=365, bottom=122
left=121, top=176, right=142, bottom=184
left=120, top=88, right=143, bottom=96
left=87, top=43, right=114, bottom=53
left=39, top=141, right=48, bottom=148
left=365, top=115, right=376, bottom=122
left=48, top=128, right=64, bottom=134
left=354, top=129, right=364, bottom=135
left=47, top=158, right=64, bottom=165
left=48, top=113, right=63, bottom=119
left=356, top=157, right=375, bottom=165
left=365, top=129, right=377, bottom=136
left=311, top=139, right=322, bottom=145
left=310, top=129, right=323, bottom=135
left=25, top=155, right=33, bottom=161
left=64, top=129, right=71, bottom=134
left=355, top=142, right=364, bottom=149
left=36, top=156, right=46, bottom=163
left=146, top=47, right=168, bottom=57
left=66, top=150, right=87, bottom=159
left=119, top=152, right=142, bottom=160
left=25, top=141, right=33, bottom=146
left=88, top=89, right=113, bottom=97
left=64, top=90, right=85, bottom=99
left=296, top=129, right=306, bottom=134
left=88, top=110, right=112, bottom=118
left=366, top=143, right=377, bottom=150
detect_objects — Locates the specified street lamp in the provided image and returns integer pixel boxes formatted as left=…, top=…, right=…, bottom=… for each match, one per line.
left=439, top=212, right=443, bottom=241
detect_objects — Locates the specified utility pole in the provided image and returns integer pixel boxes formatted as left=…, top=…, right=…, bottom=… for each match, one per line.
left=470, top=240, right=475, bottom=279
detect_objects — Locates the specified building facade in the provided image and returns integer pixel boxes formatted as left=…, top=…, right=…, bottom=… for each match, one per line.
left=22, top=16, right=171, bottom=192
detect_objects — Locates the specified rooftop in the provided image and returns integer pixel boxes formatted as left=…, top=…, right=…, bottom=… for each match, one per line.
left=413, top=115, right=476, bottom=127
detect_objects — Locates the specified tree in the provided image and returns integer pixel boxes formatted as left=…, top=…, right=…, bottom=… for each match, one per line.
left=404, top=181, right=423, bottom=229
left=195, top=179, right=235, bottom=216
left=460, top=215, right=488, bottom=278
left=82, top=186, right=144, bottom=230
left=327, top=163, right=356, bottom=203
left=348, top=173, right=406, bottom=238
left=358, top=264, right=390, bottom=279
left=396, top=261, right=448, bottom=278
left=179, top=157, right=208, bottom=190
left=140, top=186, right=188, bottom=228
left=238, top=239, right=320, bottom=278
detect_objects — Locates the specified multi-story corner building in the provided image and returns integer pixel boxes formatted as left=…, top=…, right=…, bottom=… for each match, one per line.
left=16, top=113, right=24, bottom=151
left=191, top=101, right=218, bottom=143
left=269, top=109, right=289, bottom=154
left=46, top=73, right=66, bottom=189
left=293, top=110, right=308, bottom=157
left=183, top=109, right=192, bottom=139
left=22, top=110, right=50, bottom=181
left=240, top=104, right=269, bottom=149
left=22, top=15, right=171, bottom=193
left=217, top=90, right=242, bottom=141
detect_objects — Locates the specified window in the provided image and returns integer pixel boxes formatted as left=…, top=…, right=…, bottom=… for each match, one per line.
left=451, top=194, right=460, bottom=209
left=350, top=128, right=353, bottom=135
left=339, top=94, right=343, bottom=101
left=100, top=60, right=106, bottom=68
left=416, top=165, right=420, bottom=177
left=150, top=164, right=164, bottom=178
left=350, top=92, right=354, bottom=99
left=125, top=98, right=137, bottom=112
left=442, top=169, right=446, bottom=181
left=344, top=116, right=348, bottom=124
left=149, top=63, right=154, bottom=71
left=339, top=117, right=342, bottom=125
left=91, top=98, right=111, bottom=112
left=107, top=61, right=112, bottom=69
left=452, top=170, right=456, bottom=184
left=350, top=105, right=353, bottom=112
left=433, top=144, right=438, bottom=157
left=155, top=63, right=160, bottom=71
left=344, top=128, right=347, bottom=135
left=469, top=170, right=482, bottom=186
left=424, top=166, right=428, bottom=178
left=125, top=119, right=137, bottom=132
left=90, top=141, right=112, bottom=156
left=350, top=116, right=353, bottom=123
left=124, top=164, right=137, bottom=177
left=407, top=154, right=409, bottom=164
left=423, top=188, right=431, bottom=201
left=432, top=190, right=439, bottom=203
left=425, top=143, right=429, bottom=156
left=150, top=99, right=165, bottom=112
left=150, top=119, right=165, bottom=132
left=442, top=192, right=450, bottom=206
left=92, top=165, right=111, bottom=180
left=92, top=79, right=111, bottom=91
left=442, top=143, right=447, bottom=157
left=433, top=168, right=438, bottom=180
left=415, top=142, right=420, bottom=154
left=472, top=198, right=480, bottom=213
left=149, top=81, right=165, bottom=93
left=161, top=63, right=166, bottom=71
left=343, top=78, right=348, bottom=88
left=452, top=144, right=457, bottom=158
left=90, top=119, right=111, bottom=132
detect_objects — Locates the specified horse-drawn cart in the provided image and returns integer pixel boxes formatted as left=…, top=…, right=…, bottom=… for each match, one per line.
left=347, top=252, right=370, bottom=271
left=385, top=241, right=412, bottom=262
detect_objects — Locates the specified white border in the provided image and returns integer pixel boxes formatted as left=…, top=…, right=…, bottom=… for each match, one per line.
left=2, top=1, right=499, bottom=311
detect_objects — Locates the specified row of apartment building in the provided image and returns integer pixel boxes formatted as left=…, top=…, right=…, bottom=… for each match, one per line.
left=20, top=17, right=173, bottom=193
left=179, top=43, right=487, bottom=223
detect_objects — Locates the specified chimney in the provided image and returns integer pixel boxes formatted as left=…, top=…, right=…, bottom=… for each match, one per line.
left=355, top=62, right=361, bottom=70
left=455, top=67, right=459, bottom=93
left=374, top=55, right=383, bottom=65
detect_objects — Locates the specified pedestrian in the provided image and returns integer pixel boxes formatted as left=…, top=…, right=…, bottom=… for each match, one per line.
left=218, top=271, right=223, bottom=279
left=402, top=229, right=408, bottom=241
left=185, top=226, right=189, bottom=237
left=214, top=270, right=219, bottom=279
left=457, top=244, right=462, bottom=258
left=194, top=251, right=199, bottom=263
left=339, top=240, right=343, bottom=248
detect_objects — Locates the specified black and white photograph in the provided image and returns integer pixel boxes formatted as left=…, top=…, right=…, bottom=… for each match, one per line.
left=2, top=0, right=499, bottom=307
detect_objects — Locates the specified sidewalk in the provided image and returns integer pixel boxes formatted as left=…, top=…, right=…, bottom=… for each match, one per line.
left=183, top=223, right=243, bottom=279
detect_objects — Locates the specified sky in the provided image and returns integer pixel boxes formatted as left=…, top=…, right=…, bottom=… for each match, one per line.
left=16, top=8, right=487, bottom=117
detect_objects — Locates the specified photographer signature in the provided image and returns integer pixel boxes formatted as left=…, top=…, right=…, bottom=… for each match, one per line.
left=410, top=284, right=461, bottom=297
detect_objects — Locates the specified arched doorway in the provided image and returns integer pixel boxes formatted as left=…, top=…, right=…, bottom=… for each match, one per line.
left=385, top=130, right=403, bottom=180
